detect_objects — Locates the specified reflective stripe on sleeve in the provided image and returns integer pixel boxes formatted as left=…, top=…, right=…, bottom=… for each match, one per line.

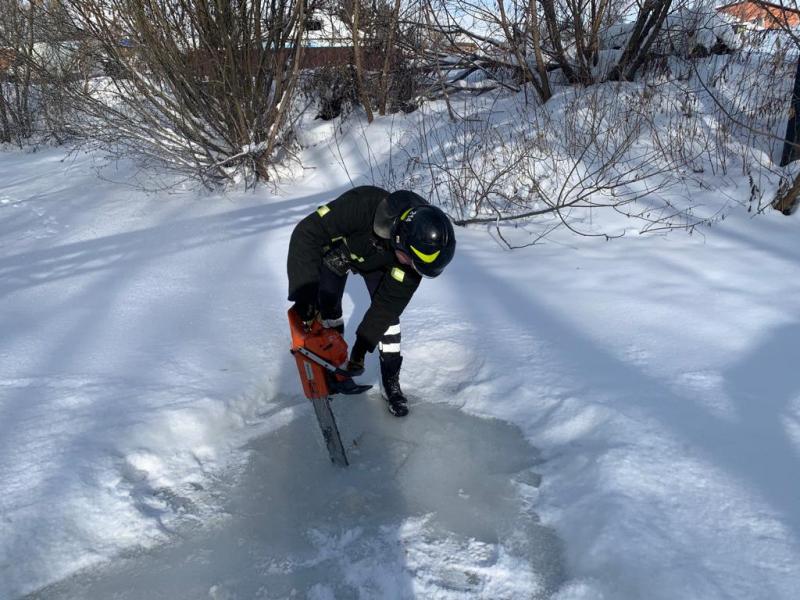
left=384, top=324, right=401, bottom=336
left=316, top=205, right=331, bottom=217
left=391, top=267, right=405, bottom=282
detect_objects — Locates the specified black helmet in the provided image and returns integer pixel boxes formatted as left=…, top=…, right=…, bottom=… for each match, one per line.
left=392, top=204, right=456, bottom=278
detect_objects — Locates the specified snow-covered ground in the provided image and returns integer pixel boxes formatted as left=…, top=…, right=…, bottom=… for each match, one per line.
left=1, top=103, right=799, bottom=599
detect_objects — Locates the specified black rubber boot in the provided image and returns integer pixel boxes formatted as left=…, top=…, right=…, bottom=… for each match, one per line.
left=380, top=354, right=408, bottom=417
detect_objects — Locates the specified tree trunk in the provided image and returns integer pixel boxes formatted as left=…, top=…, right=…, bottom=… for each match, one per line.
left=529, top=0, right=552, bottom=102
left=378, top=0, right=401, bottom=116
left=608, top=0, right=672, bottom=82
left=624, top=0, right=671, bottom=80
left=567, top=0, right=592, bottom=82
left=351, top=0, right=374, bottom=123
left=497, top=0, right=546, bottom=100
left=774, top=173, right=800, bottom=215
left=541, top=0, right=579, bottom=83
left=0, top=92, right=10, bottom=143
left=781, top=57, right=800, bottom=166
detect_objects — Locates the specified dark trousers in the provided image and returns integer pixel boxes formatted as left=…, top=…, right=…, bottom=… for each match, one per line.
left=318, top=266, right=402, bottom=378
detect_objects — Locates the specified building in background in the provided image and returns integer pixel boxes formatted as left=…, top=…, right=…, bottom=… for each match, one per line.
left=717, top=1, right=800, bottom=29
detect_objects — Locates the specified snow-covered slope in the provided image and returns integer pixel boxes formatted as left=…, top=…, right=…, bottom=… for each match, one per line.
left=1, top=102, right=799, bottom=598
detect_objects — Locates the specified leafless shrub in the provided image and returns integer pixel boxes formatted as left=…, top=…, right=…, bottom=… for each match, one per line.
left=374, top=84, right=723, bottom=245
left=1, top=0, right=38, bottom=144
left=735, top=0, right=800, bottom=214
left=386, top=28, right=795, bottom=239
left=646, top=37, right=797, bottom=213
left=409, top=0, right=682, bottom=105
left=302, top=64, right=360, bottom=121
left=0, top=0, right=96, bottom=145
left=57, top=0, right=312, bottom=187
left=327, top=0, right=427, bottom=118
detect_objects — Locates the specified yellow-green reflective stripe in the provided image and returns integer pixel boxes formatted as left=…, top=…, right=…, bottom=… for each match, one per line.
left=316, top=205, right=331, bottom=217
left=350, top=254, right=365, bottom=263
left=410, top=245, right=440, bottom=264
left=331, top=236, right=343, bottom=242
left=391, top=267, right=405, bottom=282
left=400, top=207, right=413, bottom=220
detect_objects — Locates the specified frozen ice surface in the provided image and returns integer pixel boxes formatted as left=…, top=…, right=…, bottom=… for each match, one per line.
left=33, top=397, right=563, bottom=599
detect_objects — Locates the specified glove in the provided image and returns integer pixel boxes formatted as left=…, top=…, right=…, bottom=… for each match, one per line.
left=322, top=243, right=352, bottom=277
left=290, top=282, right=319, bottom=327
left=292, top=301, right=317, bottom=327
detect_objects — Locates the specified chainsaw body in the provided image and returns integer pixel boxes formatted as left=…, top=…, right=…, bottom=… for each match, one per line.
left=288, top=309, right=349, bottom=399
left=288, top=308, right=371, bottom=466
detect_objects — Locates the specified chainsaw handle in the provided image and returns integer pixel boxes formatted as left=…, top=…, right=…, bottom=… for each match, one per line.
left=291, top=346, right=352, bottom=376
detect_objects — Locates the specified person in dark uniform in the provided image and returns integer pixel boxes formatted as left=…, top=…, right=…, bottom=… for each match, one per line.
left=287, top=186, right=456, bottom=416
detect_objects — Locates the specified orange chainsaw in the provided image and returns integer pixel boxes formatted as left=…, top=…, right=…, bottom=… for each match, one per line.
left=288, top=308, right=371, bottom=466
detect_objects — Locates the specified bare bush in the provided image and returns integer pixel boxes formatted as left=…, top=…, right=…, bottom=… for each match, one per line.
left=326, top=0, right=427, bottom=118
left=659, top=14, right=800, bottom=215
left=0, top=0, right=96, bottom=145
left=436, top=91, right=703, bottom=237
left=406, top=1, right=742, bottom=101
left=747, top=0, right=800, bottom=214
left=58, top=0, right=312, bottom=186
left=0, top=0, right=37, bottom=144
left=374, top=39, right=794, bottom=242
left=302, top=64, right=360, bottom=121
left=363, top=1, right=795, bottom=236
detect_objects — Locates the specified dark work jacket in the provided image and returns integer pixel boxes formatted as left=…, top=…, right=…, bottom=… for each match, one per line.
left=287, top=186, right=425, bottom=351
